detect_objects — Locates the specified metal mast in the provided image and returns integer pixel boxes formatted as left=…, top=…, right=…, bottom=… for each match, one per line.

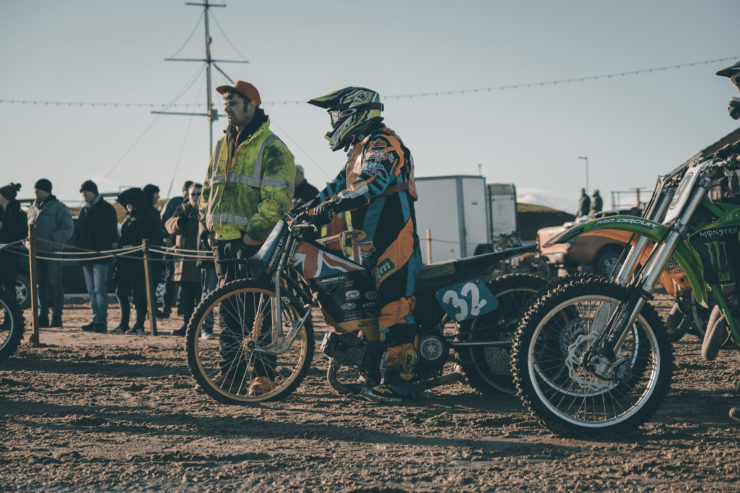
left=152, top=1, right=248, bottom=154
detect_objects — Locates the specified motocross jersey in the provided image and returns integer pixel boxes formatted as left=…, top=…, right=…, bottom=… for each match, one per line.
left=319, top=126, right=422, bottom=336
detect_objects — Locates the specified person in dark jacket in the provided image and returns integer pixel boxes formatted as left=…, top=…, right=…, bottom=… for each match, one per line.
left=159, top=181, right=194, bottom=318
left=292, top=164, right=320, bottom=209
left=27, top=178, right=74, bottom=327
left=0, top=183, right=28, bottom=294
left=164, top=183, right=202, bottom=336
left=576, top=188, right=591, bottom=218
left=112, top=188, right=154, bottom=335
left=76, top=180, right=118, bottom=333
left=589, top=189, right=603, bottom=216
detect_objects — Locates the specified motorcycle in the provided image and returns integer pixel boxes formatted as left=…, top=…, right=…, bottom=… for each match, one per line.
left=511, top=155, right=740, bottom=437
left=184, top=212, right=544, bottom=404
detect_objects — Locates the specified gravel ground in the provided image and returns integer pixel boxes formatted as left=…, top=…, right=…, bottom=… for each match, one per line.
left=1, top=296, right=739, bottom=492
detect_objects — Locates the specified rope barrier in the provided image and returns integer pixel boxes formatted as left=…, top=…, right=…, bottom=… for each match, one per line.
left=0, top=239, right=25, bottom=252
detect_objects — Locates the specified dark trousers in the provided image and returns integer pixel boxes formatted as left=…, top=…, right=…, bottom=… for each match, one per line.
left=116, top=275, right=147, bottom=328
left=212, top=239, right=274, bottom=380
left=37, top=259, right=63, bottom=320
left=162, top=258, right=178, bottom=313
left=179, top=281, right=201, bottom=328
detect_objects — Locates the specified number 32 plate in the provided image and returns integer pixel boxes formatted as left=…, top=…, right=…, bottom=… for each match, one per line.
left=435, top=278, right=498, bottom=322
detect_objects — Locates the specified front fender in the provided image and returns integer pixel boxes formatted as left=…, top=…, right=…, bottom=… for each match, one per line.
left=544, top=216, right=668, bottom=246
left=544, top=216, right=709, bottom=307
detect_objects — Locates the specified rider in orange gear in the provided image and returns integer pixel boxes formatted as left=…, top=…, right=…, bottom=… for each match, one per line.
left=307, top=87, right=422, bottom=402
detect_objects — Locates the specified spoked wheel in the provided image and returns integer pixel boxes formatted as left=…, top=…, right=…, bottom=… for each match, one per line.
left=0, top=288, right=24, bottom=362
left=512, top=278, right=672, bottom=437
left=186, top=279, right=314, bottom=404
left=457, top=273, right=543, bottom=394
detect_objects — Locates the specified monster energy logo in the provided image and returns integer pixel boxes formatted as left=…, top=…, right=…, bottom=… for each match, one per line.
left=705, top=240, right=732, bottom=282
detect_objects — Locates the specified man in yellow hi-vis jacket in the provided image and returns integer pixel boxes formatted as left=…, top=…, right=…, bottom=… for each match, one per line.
left=199, top=80, right=295, bottom=396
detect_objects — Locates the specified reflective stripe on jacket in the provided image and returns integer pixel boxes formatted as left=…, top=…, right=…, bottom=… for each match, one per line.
left=200, top=118, right=295, bottom=242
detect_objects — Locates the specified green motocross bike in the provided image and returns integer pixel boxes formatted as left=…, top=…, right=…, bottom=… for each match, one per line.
left=512, top=155, right=740, bottom=437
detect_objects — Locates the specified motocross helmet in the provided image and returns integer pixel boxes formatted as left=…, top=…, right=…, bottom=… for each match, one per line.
left=307, top=87, right=384, bottom=151
left=717, top=61, right=740, bottom=120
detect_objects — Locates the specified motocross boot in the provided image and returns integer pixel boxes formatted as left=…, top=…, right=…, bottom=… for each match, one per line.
left=358, top=340, right=384, bottom=387
left=365, top=327, right=419, bottom=403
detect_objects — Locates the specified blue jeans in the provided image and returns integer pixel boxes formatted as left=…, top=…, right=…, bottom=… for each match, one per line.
left=83, top=263, right=110, bottom=326
left=200, top=263, right=217, bottom=332
left=37, top=259, right=64, bottom=320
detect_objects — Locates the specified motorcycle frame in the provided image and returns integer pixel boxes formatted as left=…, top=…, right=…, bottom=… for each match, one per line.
left=252, top=218, right=528, bottom=359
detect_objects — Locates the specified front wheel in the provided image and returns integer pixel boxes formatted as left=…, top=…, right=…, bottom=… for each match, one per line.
left=186, top=279, right=314, bottom=404
left=512, top=278, right=672, bottom=437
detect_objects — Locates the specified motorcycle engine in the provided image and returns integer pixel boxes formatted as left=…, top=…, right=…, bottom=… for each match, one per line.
left=321, top=332, right=366, bottom=367
left=417, top=332, right=448, bottom=376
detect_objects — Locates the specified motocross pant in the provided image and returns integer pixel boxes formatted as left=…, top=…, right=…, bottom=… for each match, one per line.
left=371, top=218, right=422, bottom=385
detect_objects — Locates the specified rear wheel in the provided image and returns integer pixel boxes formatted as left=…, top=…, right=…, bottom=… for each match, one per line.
left=15, top=274, right=30, bottom=310
left=512, top=278, right=672, bottom=437
left=0, top=289, right=24, bottom=361
left=457, top=273, right=543, bottom=394
left=186, top=279, right=314, bottom=404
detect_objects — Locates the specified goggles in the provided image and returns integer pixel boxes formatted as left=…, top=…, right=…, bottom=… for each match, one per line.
left=329, top=109, right=352, bottom=126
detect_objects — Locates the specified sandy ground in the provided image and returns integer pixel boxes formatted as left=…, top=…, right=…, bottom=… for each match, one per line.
left=1, top=295, right=739, bottom=492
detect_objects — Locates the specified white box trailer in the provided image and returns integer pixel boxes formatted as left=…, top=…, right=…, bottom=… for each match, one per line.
left=415, top=175, right=490, bottom=263
left=488, top=183, right=518, bottom=237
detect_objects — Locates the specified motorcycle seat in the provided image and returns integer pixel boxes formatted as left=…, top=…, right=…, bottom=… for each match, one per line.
left=416, top=244, right=536, bottom=292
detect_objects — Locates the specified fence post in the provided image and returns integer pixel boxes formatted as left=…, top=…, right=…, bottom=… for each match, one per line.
left=141, top=239, right=157, bottom=335
left=28, top=225, right=40, bottom=346
left=425, top=229, right=432, bottom=264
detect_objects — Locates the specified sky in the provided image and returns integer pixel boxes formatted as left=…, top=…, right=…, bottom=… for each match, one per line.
left=1, top=0, right=738, bottom=213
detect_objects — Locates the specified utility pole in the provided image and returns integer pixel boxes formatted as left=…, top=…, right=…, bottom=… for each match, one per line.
left=152, top=1, right=248, bottom=155
left=578, top=156, right=590, bottom=192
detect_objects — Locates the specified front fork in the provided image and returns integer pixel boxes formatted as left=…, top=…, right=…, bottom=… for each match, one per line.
left=584, top=180, right=708, bottom=376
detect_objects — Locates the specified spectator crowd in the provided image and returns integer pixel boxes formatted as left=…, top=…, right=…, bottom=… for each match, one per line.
left=0, top=177, right=222, bottom=338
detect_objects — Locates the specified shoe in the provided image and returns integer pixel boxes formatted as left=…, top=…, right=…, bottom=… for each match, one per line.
left=126, top=325, right=145, bottom=335
left=155, top=309, right=170, bottom=319
left=110, top=325, right=128, bottom=334
left=172, top=326, right=186, bottom=336
left=38, top=316, right=50, bottom=328
left=363, top=383, right=415, bottom=404
left=81, top=322, right=96, bottom=331
left=248, top=376, right=275, bottom=396
left=730, top=407, right=740, bottom=423
left=200, top=330, right=215, bottom=340
left=50, top=318, right=63, bottom=328
left=93, top=324, right=107, bottom=334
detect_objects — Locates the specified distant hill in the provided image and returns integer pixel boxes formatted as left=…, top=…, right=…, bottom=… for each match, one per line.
left=517, top=202, right=574, bottom=240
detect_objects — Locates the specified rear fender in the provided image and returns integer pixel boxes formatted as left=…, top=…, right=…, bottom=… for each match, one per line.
left=545, top=216, right=709, bottom=307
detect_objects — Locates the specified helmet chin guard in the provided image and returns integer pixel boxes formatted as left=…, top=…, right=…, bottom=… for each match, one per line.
left=308, top=87, right=384, bottom=151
